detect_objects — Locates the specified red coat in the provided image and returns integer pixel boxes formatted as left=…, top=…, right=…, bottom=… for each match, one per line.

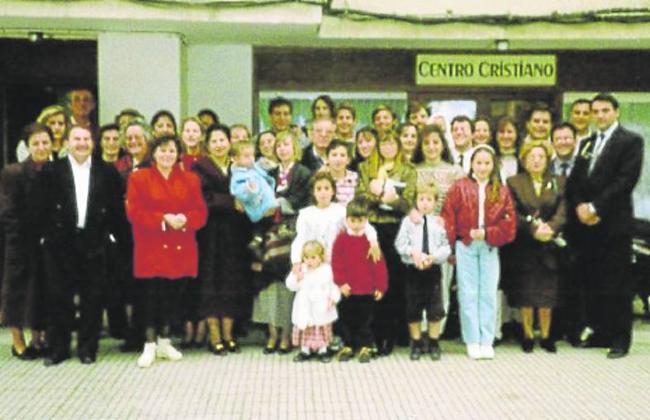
left=441, top=177, right=516, bottom=248
left=127, top=165, right=207, bottom=279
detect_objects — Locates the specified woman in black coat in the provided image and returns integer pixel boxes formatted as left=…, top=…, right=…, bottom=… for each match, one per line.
left=0, top=123, right=53, bottom=359
left=191, top=124, right=253, bottom=354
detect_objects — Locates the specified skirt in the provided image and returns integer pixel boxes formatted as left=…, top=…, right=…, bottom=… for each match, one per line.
left=292, top=324, right=333, bottom=350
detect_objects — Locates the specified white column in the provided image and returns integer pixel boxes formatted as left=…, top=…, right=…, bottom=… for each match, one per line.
left=186, top=44, right=253, bottom=129
left=97, top=32, right=183, bottom=126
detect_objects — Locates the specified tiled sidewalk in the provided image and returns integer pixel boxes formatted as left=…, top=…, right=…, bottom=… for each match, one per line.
left=1, top=321, right=650, bottom=420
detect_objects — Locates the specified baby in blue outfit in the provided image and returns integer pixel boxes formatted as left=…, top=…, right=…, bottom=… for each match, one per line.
left=229, top=141, right=278, bottom=223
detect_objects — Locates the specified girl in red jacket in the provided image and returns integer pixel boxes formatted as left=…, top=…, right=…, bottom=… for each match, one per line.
left=441, top=145, right=516, bottom=360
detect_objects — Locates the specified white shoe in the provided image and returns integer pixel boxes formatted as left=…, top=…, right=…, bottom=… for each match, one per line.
left=466, top=344, right=481, bottom=360
left=480, top=345, right=495, bottom=360
left=156, top=338, right=183, bottom=361
left=137, top=342, right=157, bottom=368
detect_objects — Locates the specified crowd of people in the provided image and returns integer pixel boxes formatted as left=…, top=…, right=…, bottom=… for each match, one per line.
left=0, top=90, right=643, bottom=368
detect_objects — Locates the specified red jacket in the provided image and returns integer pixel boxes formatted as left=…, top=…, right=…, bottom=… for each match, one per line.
left=331, top=231, right=388, bottom=295
left=441, top=177, right=516, bottom=248
left=127, top=165, right=207, bottom=279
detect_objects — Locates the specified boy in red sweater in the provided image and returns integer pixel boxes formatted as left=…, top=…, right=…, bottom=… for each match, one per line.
left=332, top=198, right=388, bottom=363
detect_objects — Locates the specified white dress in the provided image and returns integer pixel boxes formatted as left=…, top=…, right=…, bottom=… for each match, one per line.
left=285, top=264, right=341, bottom=330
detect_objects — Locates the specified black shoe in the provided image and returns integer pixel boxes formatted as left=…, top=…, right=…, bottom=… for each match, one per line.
left=540, top=338, right=557, bottom=353
left=293, top=352, right=311, bottom=362
left=277, top=345, right=291, bottom=355
left=44, top=353, right=70, bottom=367
left=379, top=339, right=394, bottom=356
left=11, top=346, right=39, bottom=361
left=606, top=347, right=628, bottom=359
left=263, top=344, right=276, bottom=355
left=429, top=343, right=441, bottom=361
left=79, top=354, right=96, bottom=364
left=225, top=340, right=240, bottom=353
left=410, top=340, right=422, bottom=361
left=521, top=338, right=534, bottom=353
left=208, top=342, right=227, bottom=356
left=318, top=353, right=332, bottom=363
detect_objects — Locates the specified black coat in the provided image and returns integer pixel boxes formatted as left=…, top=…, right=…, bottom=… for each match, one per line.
left=0, top=159, right=47, bottom=327
left=39, top=157, right=125, bottom=257
left=192, top=157, right=252, bottom=318
left=566, top=125, right=644, bottom=239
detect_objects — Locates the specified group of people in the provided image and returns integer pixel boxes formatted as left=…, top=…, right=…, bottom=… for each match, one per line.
left=0, top=91, right=643, bottom=368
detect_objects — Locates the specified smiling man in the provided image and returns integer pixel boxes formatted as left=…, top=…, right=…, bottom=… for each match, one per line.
left=40, top=125, right=125, bottom=366
left=565, top=93, right=644, bottom=359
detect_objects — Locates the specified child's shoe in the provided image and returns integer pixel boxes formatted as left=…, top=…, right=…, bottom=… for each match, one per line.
left=429, top=340, right=441, bottom=361
left=358, top=347, right=372, bottom=363
left=479, top=344, right=495, bottom=360
left=337, top=346, right=354, bottom=362
left=410, top=339, right=422, bottom=361
left=466, top=343, right=481, bottom=360
left=156, top=338, right=183, bottom=361
left=293, top=351, right=311, bottom=362
left=247, top=235, right=265, bottom=260
left=137, top=342, right=157, bottom=368
left=318, top=353, right=332, bottom=363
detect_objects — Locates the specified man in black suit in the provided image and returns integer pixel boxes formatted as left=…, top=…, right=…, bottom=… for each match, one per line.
left=40, top=125, right=125, bottom=366
left=566, top=93, right=644, bottom=358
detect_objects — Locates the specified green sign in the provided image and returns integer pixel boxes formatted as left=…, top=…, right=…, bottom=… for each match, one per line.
left=416, top=54, right=557, bottom=86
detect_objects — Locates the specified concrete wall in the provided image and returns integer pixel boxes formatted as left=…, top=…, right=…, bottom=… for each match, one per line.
left=186, top=44, right=253, bottom=129
left=97, top=32, right=183, bottom=125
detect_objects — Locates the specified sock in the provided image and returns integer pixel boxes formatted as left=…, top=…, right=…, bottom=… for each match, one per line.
left=318, top=346, right=328, bottom=355
left=301, top=345, right=310, bottom=354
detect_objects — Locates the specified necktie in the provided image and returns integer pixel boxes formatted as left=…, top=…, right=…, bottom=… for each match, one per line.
left=560, top=162, right=569, bottom=177
left=422, top=216, right=430, bottom=254
left=458, top=154, right=464, bottom=169
left=588, top=133, right=605, bottom=174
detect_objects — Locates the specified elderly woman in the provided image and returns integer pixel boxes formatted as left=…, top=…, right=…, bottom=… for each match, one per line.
left=126, top=135, right=207, bottom=368
left=191, top=124, right=252, bottom=355
left=1, top=123, right=53, bottom=359
left=506, top=140, right=566, bottom=353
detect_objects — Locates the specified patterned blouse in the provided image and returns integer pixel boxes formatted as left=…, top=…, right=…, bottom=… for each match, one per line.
left=415, top=161, right=464, bottom=215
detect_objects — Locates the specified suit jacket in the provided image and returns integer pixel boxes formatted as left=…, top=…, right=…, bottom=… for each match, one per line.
left=566, top=124, right=644, bottom=237
left=300, top=144, right=326, bottom=173
left=268, top=163, right=312, bottom=216
left=40, top=157, right=125, bottom=257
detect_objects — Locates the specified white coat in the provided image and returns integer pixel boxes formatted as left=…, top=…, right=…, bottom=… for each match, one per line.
left=286, top=263, right=341, bottom=330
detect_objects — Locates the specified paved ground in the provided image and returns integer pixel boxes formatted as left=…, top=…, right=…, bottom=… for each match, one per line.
left=1, top=317, right=650, bottom=420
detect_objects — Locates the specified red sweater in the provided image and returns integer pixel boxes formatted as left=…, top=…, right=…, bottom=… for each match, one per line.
left=331, top=231, right=388, bottom=295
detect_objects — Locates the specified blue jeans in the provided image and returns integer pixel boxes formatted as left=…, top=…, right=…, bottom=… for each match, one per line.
left=455, top=240, right=500, bottom=345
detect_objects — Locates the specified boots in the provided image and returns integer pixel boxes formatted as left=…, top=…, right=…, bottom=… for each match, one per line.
left=137, top=342, right=157, bottom=368
left=156, top=338, right=183, bottom=361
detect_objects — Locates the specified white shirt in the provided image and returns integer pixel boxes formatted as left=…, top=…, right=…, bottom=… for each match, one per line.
left=394, top=214, right=451, bottom=265
left=477, top=179, right=488, bottom=229
left=452, top=148, right=473, bottom=174
left=68, top=155, right=92, bottom=228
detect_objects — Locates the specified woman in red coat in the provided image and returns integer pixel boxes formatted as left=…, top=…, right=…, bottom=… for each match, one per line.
left=126, top=135, right=207, bottom=368
left=441, top=144, right=516, bottom=360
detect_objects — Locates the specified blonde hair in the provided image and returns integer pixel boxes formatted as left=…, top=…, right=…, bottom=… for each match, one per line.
left=518, top=140, right=554, bottom=167
left=230, top=140, right=255, bottom=158
left=365, top=130, right=406, bottom=178
left=302, top=240, right=325, bottom=262
left=416, top=181, right=438, bottom=199
left=274, top=130, right=303, bottom=162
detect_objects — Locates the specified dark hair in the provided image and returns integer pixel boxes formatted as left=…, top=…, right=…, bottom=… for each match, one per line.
left=150, top=135, right=181, bottom=163
left=346, top=197, right=369, bottom=218
left=371, top=104, right=397, bottom=129
left=99, top=123, right=120, bottom=140
left=309, top=171, right=337, bottom=203
left=414, top=124, right=451, bottom=164
left=570, top=99, right=591, bottom=111
left=406, top=101, right=429, bottom=120
left=450, top=115, right=474, bottom=132
left=22, top=122, right=53, bottom=144
left=268, top=97, right=293, bottom=115
left=198, top=109, right=220, bottom=125
left=150, top=110, right=178, bottom=134
left=311, top=95, right=335, bottom=119
left=551, top=122, right=577, bottom=139
left=591, top=92, right=619, bottom=110
left=205, top=123, right=231, bottom=143
left=255, top=130, right=275, bottom=158
left=335, top=102, right=357, bottom=120
left=526, top=102, right=554, bottom=123
left=326, top=138, right=352, bottom=157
